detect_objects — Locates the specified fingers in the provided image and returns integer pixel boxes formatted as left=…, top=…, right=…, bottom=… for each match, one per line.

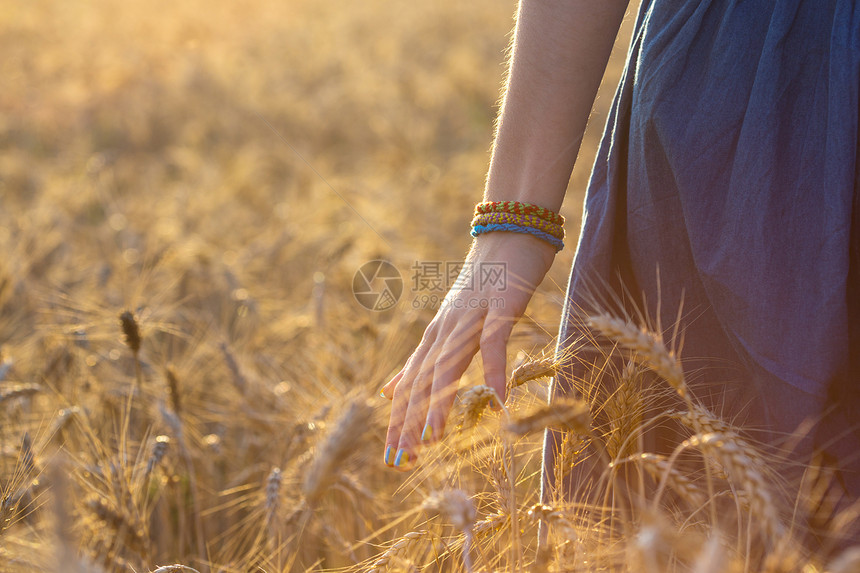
left=383, top=335, right=436, bottom=467
left=480, top=312, right=515, bottom=407
left=383, top=313, right=484, bottom=470
left=422, top=316, right=483, bottom=447
left=381, top=325, right=436, bottom=400
left=382, top=310, right=514, bottom=470
left=380, top=370, right=403, bottom=399
left=383, top=368, right=425, bottom=469
left=390, top=363, right=433, bottom=469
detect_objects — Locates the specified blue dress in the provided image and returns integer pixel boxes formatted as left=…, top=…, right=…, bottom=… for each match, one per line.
left=547, top=0, right=860, bottom=495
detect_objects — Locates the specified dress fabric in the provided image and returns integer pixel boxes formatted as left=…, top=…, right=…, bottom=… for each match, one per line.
left=545, top=0, right=860, bottom=498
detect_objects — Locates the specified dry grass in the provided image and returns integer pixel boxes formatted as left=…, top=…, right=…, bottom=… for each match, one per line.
left=1, top=0, right=857, bottom=571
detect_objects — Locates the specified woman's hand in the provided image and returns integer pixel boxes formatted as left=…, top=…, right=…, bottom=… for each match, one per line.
left=378, top=0, right=629, bottom=470
left=380, top=231, right=556, bottom=469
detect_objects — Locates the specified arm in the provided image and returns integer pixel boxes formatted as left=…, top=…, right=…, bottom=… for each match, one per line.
left=381, top=0, right=630, bottom=470
left=487, top=0, right=630, bottom=210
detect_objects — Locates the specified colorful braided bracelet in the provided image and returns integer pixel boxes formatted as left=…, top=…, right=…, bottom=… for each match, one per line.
left=470, top=200, right=565, bottom=251
left=474, top=201, right=565, bottom=226
left=471, top=223, right=565, bottom=251
left=471, top=212, right=565, bottom=240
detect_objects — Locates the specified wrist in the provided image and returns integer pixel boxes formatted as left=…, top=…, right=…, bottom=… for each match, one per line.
left=470, top=200, right=565, bottom=253
left=470, top=230, right=558, bottom=266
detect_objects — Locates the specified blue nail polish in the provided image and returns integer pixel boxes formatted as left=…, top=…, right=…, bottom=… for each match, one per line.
left=384, top=445, right=394, bottom=466
left=394, top=449, right=410, bottom=468
left=421, top=423, right=434, bottom=442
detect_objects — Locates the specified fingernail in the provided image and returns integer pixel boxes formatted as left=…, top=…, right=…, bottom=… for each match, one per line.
left=394, top=449, right=409, bottom=468
left=490, top=394, right=504, bottom=411
left=421, top=423, right=434, bottom=443
left=384, top=445, right=394, bottom=466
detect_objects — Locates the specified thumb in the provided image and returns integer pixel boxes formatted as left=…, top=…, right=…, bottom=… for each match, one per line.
left=479, top=313, right=514, bottom=407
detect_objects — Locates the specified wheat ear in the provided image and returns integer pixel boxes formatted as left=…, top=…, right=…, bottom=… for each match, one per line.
left=637, top=453, right=706, bottom=508
left=0, top=383, right=42, bottom=402
left=605, top=361, right=644, bottom=460
left=587, top=313, right=686, bottom=398
left=509, top=357, right=557, bottom=390
left=505, top=398, right=591, bottom=437
left=460, top=385, right=498, bottom=430
left=423, top=490, right=477, bottom=573
left=685, top=432, right=785, bottom=539
left=302, top=399, right=371, bottom=505
left=366, top=530, right=429, bottom=573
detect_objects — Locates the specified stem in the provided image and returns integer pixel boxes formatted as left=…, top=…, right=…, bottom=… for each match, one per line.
left=488, top=387, right=521, bottom=572
left=462, top=529, right=474, bottom=573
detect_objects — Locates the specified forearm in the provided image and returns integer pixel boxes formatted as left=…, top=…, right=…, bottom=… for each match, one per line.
left=485, top=0, right=630, bottom=211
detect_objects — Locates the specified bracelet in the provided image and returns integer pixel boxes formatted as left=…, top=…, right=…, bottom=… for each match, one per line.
left=471, top=200, right=565, bottom=251
left=471, top=223, right=565, bottom=252
left=471, top=212, right=565, bottom=240
left=474, top=201, right=565, bottom=226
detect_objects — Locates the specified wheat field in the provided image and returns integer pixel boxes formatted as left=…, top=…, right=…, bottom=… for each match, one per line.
left=1, top=0, right=858, bottom=571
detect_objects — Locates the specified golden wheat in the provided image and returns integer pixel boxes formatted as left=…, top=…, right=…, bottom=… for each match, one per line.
left=460, top=385, right=499, bottom=430
left=509, top=357, right=557, bottom=390
left=505, top=398, right=591, bottom=437
left=302, top=399, right=372, bottom=505
left=587, top=313, right=687, bottom=398
left=636, top=453, right=706, bottom=508
left=366, top=530, right=429, bottom=573
left=685, top=432, right=785, bottom=539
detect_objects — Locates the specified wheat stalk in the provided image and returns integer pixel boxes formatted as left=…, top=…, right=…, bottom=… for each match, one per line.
left=685, top=432, right=785, bottom=539
left=0, top=383, right=42, bottom=403
left=509, top=357, right=557, bottom=390
left=366, top=530, right=428, bottom=573
left=423, top=489, right=477, bottom=533
left=637, top=453, right=706, bottom=508
left=558, top=431, right=590, bottom=470
left=302, top=399, right=372, bottom=505
left=460, top=385, right=497, bottom=430
left=143, top=435, right=170, bottom=481
left=490, top=462, right=512, bottom=516
left=119, top=311, right=141, bottom=356
left=505, top=398, right=591, bottom=437
left=528, top=503, right=576, bottom=570
left=335, top=472, right=374, bottom=502
left=605, top=362, right=644, bottom=460
left=86, top=496, right=150, bottom=560
left=423, top=489, right=477, bottom=573
left=49, top=406, right=81, bottom=442
left=473, top=512, right=509, bottom=536
left=668, top=403, right=735, bottom=436
left=164, top=365, right=181, bottom=418
left=119, top=310, right=143, bottom=389
left=263, top=466, right=283, bottom=567
left=219, top=342, right=247, bottom=394
left=527, top=503, right=574, bottom=533
left=19, top=432, right=36, bottom=476
left=265, top=466, right=282, bottom=534
left=587, top=313, right=687, bottom=398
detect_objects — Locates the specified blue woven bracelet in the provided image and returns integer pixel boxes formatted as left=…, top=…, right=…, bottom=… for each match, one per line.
left=471, top=223, right=564, bottom=252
